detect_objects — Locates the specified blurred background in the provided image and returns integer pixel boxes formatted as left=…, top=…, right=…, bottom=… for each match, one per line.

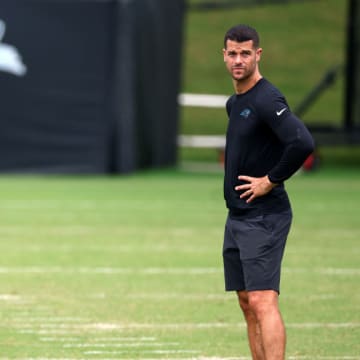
left=0, top=0, right=359, bottom=174
left=179, top=0, right=360, bottom=169
left=0, top=0, right=184, bottom=174
left=0, top=1, right=359, bottom=358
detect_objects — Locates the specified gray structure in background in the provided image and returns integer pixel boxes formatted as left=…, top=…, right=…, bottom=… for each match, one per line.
left=0, top=0, right=185, bottom=173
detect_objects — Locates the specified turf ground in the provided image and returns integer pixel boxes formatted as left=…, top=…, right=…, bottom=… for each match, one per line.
left=0, top=165, right=359, bottom=359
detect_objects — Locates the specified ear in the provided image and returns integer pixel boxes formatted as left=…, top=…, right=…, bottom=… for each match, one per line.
left=222, top=48, right=226, bottom=62
left=256, top=47, right=262, bottom=62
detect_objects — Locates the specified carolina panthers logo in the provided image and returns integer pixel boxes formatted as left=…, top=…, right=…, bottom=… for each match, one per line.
left=240, top=108, right=251, bottom=118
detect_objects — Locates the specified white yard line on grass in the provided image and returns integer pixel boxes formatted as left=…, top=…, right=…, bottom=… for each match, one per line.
left=81, top=322, right=360, bottom=331
left=0, top=294, right=32, bottom=305
left=196, top=358, right=360, bottom=360
left=15, top=317, right=358, bottom=332
left=40, top=336, right=157, bottom=343
left=124, top=293, right=339, bottom=301
left=0, top=294, right=22, bottom=301
left=3, top=292, right=340, bottom=306
left=125, top=293, right=231, bottom=300
left=188, top=358, right=360, bottom=360
left=81, top=322, right=247, bottom=331
left=1, top=356, right=360, bottom=360
left=18, top=329, right=84, bottom=335
left=83, top=349, right=200, bottom=355
left=63, top=342, right=179, bottom=348
left=0, top=266, right=221, bottom=275
left=11, top=320, right=360, bottom=333
left=16, top=321, right=360, bottom=336
left=13, top=316, right=85, bottom=323
left=0, top=266, right=359, bottom=275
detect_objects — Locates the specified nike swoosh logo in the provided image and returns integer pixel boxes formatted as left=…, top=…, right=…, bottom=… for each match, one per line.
left=276, top=108, right=287, bottom=116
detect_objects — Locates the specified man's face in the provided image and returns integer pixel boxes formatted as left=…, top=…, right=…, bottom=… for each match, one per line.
left=223, top=39, right=262, bottom=82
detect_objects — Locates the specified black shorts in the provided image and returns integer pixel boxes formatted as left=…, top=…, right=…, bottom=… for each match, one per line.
left=223, top=210, right=292, bottom=293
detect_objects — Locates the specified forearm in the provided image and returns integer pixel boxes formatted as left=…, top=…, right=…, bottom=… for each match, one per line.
left=268, top=135, right=314, bottom=183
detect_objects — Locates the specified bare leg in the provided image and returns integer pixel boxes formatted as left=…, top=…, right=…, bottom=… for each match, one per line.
left=247, top=290, right=286, bottom=360
left=237, top=291, right=265, bottom=360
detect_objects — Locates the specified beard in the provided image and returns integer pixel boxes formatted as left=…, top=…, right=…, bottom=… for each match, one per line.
left=231, top=66, right=254, bottom=82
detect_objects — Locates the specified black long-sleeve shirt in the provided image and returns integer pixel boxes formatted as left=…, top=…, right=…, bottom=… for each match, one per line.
left=224, top=78, right=314, bottom=218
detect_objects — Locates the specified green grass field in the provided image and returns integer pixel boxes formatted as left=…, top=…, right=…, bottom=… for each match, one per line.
left=0, top=166, right=359, bottom=359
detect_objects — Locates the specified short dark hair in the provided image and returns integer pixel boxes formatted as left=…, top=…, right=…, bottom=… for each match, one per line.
left=224, top=24, right=260, bottom=49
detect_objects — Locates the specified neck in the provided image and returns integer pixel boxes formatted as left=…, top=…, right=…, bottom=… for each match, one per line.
left=233, top=73, right=262, bottom=94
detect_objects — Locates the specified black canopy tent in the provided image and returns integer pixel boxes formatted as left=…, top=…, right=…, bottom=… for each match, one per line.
left=0, top=0, right=185, bottom=173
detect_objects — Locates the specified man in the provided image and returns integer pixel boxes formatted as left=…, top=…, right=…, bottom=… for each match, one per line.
left=222, top=24, right=314, bottom=360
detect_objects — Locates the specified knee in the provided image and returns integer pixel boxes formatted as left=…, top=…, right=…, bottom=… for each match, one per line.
left=237, top=291, right=251, bottom=315
left=247, top=291, right=279, bottom=318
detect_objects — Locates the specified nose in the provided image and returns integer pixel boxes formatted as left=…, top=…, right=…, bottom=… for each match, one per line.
left=234, top=54, right=242, bottom=64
